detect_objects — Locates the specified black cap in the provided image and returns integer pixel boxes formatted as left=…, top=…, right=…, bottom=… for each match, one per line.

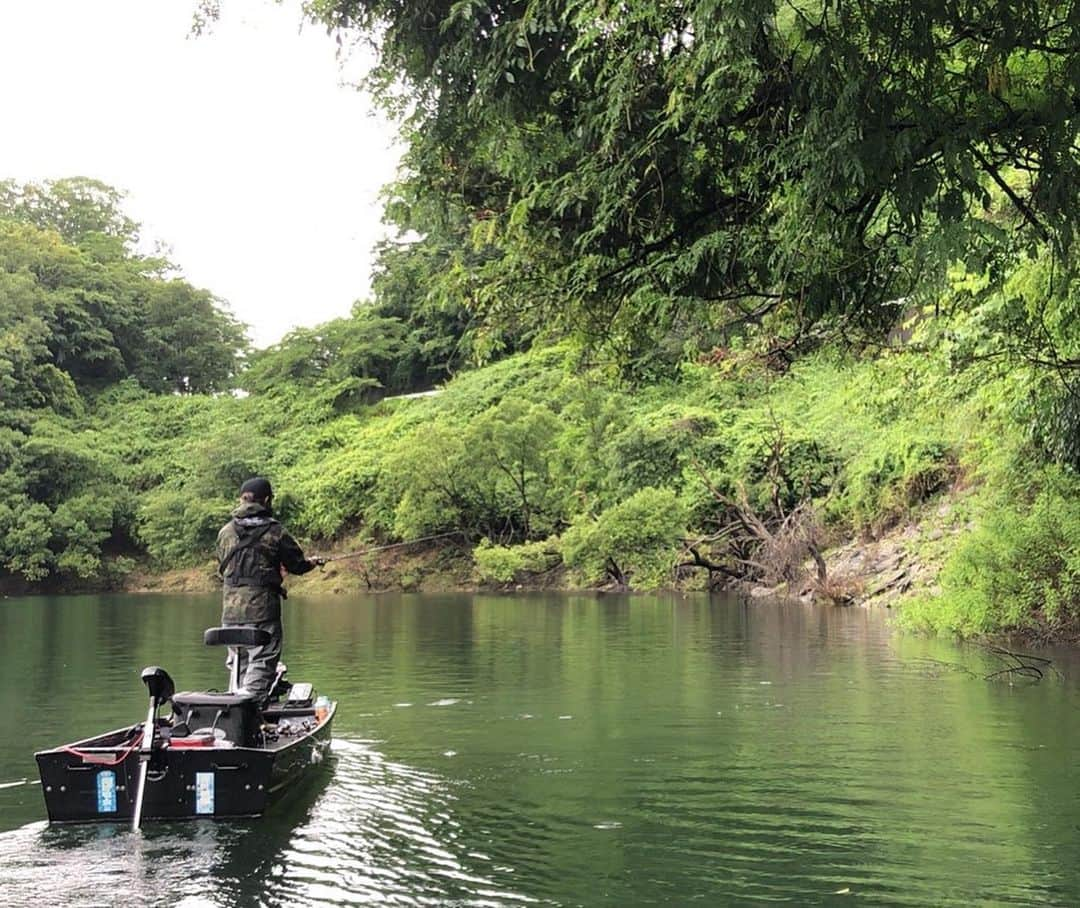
left=239, top=477, right=273, bottom=500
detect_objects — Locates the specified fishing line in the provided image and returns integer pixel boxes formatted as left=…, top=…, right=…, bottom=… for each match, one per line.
left=319, top=531, right=465, bottom=564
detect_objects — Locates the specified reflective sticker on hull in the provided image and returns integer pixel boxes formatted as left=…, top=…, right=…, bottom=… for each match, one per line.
left=96, top=770, right=117, bottom=813
left=195, top=772, right=215, bottom=814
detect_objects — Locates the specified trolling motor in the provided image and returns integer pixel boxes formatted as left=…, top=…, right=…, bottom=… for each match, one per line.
left=131, top=666, right=175, bottom=831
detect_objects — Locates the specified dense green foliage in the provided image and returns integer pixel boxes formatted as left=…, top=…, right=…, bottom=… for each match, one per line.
left=10, top=304, right=1058, bottom=613
left=0, top=179, right=247, bottom=399
left=903, top=471, right=1080, bottom=636
left=0, top=179, right=490, bottom=587
left=561, top=487, right=688, bottom=587
left=0, top=179, right=250, bottom=582
left=4, top=186, right=1076, bottom=630
left=297, top=0, right=1080, bottom=373
left=7, top=0, right=1080, bottom=636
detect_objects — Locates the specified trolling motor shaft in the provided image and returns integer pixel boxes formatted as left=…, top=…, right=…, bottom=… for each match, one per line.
left=131, top=666, right=175, bottom=831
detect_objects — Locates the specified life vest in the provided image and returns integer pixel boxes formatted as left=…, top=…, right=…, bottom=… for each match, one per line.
left=219, top=519, right=284, bottom=591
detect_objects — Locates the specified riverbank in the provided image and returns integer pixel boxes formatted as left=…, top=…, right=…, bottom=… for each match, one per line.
left=7, top=337, right=1078, bottom=642
left=32, top=452, right=1078, bottom=649
left=120, top=485, right=961, bottom=614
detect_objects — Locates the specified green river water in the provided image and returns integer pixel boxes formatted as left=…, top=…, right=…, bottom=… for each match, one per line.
left=2, top=592, right=1080, bottom=906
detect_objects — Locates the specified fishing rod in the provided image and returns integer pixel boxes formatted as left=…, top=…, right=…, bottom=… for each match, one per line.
left=318, top=531, right=465, bottom=564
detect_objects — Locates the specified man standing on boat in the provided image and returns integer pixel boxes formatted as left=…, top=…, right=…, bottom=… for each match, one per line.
left=216, top=477, right=325, bottom=699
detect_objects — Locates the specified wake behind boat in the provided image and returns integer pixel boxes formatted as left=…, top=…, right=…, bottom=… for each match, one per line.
left=35, top=625, right=335, bottom=825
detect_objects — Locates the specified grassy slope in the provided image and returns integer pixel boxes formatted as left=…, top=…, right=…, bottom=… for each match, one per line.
left=109, top=337, right=1079, bottom=640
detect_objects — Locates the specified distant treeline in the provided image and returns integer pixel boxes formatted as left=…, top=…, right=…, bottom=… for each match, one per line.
left=0, top=178, right=482, bottom=584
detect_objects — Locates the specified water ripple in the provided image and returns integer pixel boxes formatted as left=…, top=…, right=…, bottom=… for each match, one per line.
left=0, top=738, right=536, bottom=908
left=5, top=593, right=1080, bottom=906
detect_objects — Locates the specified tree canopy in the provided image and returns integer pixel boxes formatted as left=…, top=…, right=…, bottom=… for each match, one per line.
left=0, top=178, right=249, bottom=583
left=301, top=0, right=1080, bottom=360
left=0, top=178, right=248, bottom=411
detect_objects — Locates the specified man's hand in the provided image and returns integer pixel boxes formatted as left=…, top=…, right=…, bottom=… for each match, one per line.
left=310, top=556, right=329, bottom=568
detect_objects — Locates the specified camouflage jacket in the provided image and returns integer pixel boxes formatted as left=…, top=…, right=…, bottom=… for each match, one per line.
left=216, top=502, right=315, bottom=623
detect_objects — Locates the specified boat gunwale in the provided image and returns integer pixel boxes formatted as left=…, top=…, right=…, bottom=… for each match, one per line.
left=34, top=701, right=337, bottom=758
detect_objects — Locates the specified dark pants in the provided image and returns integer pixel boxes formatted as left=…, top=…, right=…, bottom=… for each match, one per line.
left=224, top=618, right=282, bottom=698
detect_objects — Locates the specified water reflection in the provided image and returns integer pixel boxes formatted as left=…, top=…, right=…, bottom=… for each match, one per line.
left=4, top=593, right=1080, bottom=905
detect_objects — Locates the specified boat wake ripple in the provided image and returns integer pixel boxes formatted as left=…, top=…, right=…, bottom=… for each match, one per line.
left=0, top=737, right=536, bottom=908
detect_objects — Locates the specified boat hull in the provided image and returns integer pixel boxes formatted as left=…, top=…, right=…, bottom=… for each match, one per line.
left=35, top=704, right=335, bottom=824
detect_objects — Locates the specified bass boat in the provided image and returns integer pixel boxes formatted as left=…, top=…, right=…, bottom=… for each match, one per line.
left=35, top=625, right=335, bottom=827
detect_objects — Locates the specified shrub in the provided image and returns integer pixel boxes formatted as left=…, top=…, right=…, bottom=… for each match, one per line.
left=473, top=538, right=561, bottom=582
left=0, top=499, right=54, bottom=580
left=836, top=425, right=956, bottom=535
left=561, top=487, right=687, bottom=588
left=604, top=405, right=721, bottom=500
left=901, top=470, right=1080, bottom=635
left=137, top=487, right=231, bottom=566
left=720, top=416, right=842, bottom=518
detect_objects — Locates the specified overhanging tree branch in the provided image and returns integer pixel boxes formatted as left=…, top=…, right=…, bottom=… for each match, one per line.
left=971, top=146, right=1050, bottom=242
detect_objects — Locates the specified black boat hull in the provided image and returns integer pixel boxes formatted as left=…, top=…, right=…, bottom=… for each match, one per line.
left=35, top=704, right=335, bottom=823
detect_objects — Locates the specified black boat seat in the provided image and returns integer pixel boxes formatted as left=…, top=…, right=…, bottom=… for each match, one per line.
left=204, top=626, right=272, bottom=648
left=171, top=690, right=261, bottom=746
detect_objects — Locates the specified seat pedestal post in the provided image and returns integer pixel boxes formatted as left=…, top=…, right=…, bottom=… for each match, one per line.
left=203, top=626, right=273, bottom=695
left=229, top=646, right=242, bottom=693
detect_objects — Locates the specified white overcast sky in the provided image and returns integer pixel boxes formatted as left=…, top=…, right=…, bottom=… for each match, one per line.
left=0, top=0, right=400, bottom=347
